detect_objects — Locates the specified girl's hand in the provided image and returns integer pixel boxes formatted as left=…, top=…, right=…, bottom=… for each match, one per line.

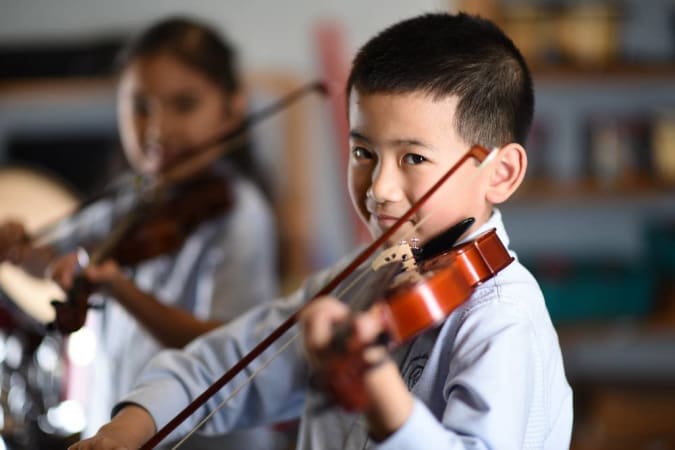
left=50, top=250, right=123, bottom=293
left=83, top=259, right=124, bottom=288
left=0, top=220, right=29, bottom=264
left=48, top=252, right=81, bottom=291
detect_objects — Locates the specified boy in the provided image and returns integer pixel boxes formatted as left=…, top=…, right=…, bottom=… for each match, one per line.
left=70, top=12, right=572, bottom=450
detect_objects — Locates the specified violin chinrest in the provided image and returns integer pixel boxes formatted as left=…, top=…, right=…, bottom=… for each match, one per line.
left=415, top=217, right=475, bottom=263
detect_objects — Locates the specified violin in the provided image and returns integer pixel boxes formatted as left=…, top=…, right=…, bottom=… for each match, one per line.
left=140, top=144, right=497, bottom=449
left=107, top=166, right=235, bottom=266
left=50, top=165, right=235, bottom=334
left=315, top=226, right=514, bottom=412
left=49, top=81, right=327, bottom=334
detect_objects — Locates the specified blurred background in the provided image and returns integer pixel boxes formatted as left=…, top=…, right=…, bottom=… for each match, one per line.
left=0, top=0, right=674, bottom=448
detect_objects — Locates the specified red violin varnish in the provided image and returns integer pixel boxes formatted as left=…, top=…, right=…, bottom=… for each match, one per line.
left=317, top=227, right=514, bottom=412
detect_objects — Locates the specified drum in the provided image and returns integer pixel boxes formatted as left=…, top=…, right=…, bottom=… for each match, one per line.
left=0, top=165, right=78, bottom=330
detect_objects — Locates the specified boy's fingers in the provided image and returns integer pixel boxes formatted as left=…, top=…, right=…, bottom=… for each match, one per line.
left=68, top=438, right=129, bottom=450
left=300, top=297, right=349, bottom=359
left=352, top=305, right=387, bottom=344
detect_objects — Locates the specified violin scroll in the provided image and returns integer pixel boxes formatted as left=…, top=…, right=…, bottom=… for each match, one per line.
left=50, top=275, right=92, bottom=334
left=46, top=246, right=94, bottom=333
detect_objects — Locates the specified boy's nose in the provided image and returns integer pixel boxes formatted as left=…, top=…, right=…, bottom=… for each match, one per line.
left=369, top=161, right=404, bottom=204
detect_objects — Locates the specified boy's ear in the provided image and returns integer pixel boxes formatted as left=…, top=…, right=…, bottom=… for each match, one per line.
left=485, top=143, right=527, bottom=204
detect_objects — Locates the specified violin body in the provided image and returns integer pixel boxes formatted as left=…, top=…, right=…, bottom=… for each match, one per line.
left=110, top=167, right=234, bottom=266
left=319, top=228, right=514, bottom=412
left=383, top=228, right=513, bottom=344
left=51, top=165, right=234, bottom=334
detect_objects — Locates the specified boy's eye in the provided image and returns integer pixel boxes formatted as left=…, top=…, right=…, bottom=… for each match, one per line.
left=352, top=147, right=374, bottom=160
left=402, top=153, right=427, bottom=165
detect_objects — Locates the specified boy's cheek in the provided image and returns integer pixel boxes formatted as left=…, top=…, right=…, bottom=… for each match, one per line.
left=348, top=173, right=371, bottom=218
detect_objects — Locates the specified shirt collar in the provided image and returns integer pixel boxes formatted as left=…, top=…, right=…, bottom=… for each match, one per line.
left=458, top=208, right=510, bottom=250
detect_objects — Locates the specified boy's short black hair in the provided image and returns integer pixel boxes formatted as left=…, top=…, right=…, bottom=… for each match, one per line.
left=347, top=12, right=534, bottom=148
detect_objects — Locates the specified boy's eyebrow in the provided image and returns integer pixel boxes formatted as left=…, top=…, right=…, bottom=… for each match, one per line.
left=349, top=130, right=373, bottom=143
left=349, top=130, right=434, bottom=150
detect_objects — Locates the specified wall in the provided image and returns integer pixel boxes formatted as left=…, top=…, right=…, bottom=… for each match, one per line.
left=0, top=0, right=456, bottom=268
left=1, top=0, right=673, bottom=265
left=0, top=0, right=448, bottom=74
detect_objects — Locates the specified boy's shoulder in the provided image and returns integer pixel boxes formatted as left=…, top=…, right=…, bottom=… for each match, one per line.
left=465, top=256, right=545, bottom=318
left=443, top=255, right=561, bottom=363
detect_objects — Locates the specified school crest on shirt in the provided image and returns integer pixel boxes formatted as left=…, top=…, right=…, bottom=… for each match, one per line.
left=395, top=329, right=440, bottom=391
left=400, top=353, right=429, bottom=390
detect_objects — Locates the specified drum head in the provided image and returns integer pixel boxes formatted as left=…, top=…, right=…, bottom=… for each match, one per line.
left=0, top=166, right=78, bottom=331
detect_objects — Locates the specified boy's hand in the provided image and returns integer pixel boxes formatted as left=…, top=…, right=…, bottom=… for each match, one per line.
left=301, top=297, right=391, bottom=411
left=300, top=297, right=414, bottom=440
left=300, top=296, right=351, bottom=368
left=68, top=404, right=156, bottom=450
left=68, top=434, right=131, bottom=450
left=301, top=297, right=389, bottom=370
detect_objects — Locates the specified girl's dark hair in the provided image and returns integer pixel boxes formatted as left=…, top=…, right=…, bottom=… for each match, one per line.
left=117, top=17, right=272, bottom=198
left=347, top=12, right=534, bottom=148
left=116, top=16, right=240, bottom=93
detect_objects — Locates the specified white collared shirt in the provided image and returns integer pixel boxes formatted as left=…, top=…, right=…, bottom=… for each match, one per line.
left=123, top=209, right=573, bottom=449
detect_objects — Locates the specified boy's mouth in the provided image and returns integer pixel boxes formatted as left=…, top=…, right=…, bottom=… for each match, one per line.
left=372, top=213, right=415, bottom=229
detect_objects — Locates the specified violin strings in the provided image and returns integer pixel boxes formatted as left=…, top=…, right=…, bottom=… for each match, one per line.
left=170, top=263, right=377, bottom=449
left=170, top=331, right=300, bottom=449
left=170, top=215, right=438, bottom=448
left=345, top=215, right=432, bottom=313
left=168, top=147, right=498, bottom=448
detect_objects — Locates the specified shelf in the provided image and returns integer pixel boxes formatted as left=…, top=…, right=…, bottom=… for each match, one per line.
left=0, top=76, right=116, bottom=100
left=0, top=70, right=309, bottom=100
left=1, top=61, right=674, bottom=96
left=513, top=176, right=675, bottom=203
left=532, top=62, right=675, bottom=83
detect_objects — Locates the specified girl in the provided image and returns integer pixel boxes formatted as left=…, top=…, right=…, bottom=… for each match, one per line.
left=0, top=16, right=292, bottom=449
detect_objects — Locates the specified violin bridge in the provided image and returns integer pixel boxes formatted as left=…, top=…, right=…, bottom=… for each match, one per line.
left=371, top=238, right=419, bottom=272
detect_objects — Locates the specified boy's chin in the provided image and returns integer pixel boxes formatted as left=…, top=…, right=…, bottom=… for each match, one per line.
left=369, top=225, right=418, bottom=248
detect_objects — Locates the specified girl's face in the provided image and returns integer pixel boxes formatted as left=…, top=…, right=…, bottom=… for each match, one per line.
left=117, top=52, right=242, bottom=176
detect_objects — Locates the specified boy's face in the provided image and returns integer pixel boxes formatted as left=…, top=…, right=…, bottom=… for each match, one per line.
left=348, top=90, right=492, bottom=246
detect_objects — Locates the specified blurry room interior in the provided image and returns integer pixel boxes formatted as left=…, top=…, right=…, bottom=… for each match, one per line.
left=1, top=0, right=675, bottom=449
